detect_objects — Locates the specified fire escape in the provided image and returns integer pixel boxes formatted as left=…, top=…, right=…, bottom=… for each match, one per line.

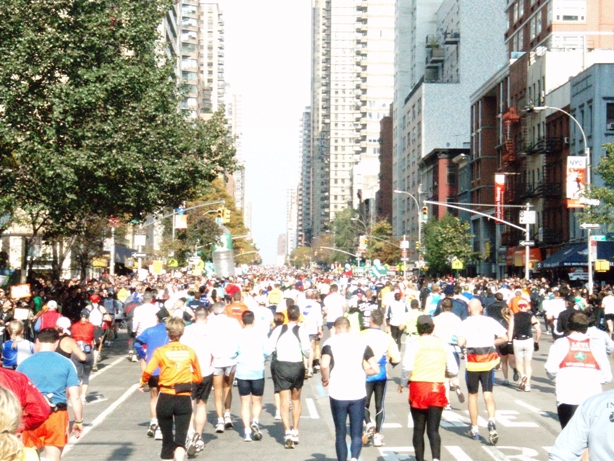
left=502, top=107, right=521, bottom=166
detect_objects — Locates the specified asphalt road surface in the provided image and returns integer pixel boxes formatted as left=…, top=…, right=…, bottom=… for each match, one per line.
left=61, top=330, right=613, bottom=461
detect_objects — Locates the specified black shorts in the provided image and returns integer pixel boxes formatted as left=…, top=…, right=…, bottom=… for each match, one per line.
left=605, top=314, right=614, bottom=322
left=192, top=374, right=213, bottom=402
left=309, top=334, right=320, bottom=342
left=237, top=378, right=265, bottom=397
left=497, top=343, right=513, bottom=356
left=465, top=369, right=495, bottom=394
left=272, top=360, right=305, bottom=393
left=148, top=375, right=160, bottom=389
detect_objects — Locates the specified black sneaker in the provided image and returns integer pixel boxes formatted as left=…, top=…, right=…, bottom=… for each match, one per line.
left=146, top=422, right=157, bottom=438
left=512, top=369, right=519, bottom=382
left=488, top=420, right=498, bottom=445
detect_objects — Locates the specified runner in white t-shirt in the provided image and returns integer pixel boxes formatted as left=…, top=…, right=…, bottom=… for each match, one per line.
left=601, top=289, right=614, bottom=338
left=323, top=284, right=347, bottom=330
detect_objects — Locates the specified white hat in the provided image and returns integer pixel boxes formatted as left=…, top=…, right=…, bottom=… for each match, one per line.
left=56, top=316, right=71, bottom=335
left=47, top=300, right=58, bottom=310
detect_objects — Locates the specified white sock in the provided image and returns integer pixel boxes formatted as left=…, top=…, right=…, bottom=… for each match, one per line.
left=252, top=418, right=259, bottom=425
left=151, top=418, right=158, bottom=424
left=472, top=425, right=479, bottom=433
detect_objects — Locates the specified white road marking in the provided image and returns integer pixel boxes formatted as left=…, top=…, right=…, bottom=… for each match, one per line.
left=445, top=445, right=474, bottom=461
left=495, top=410, right=539, bottom=428
left=305, top=397, right=319, bottom=419
left=89, top=356, right=127, bottom=381
left=63, top=383, right=140, bottom=455
left=382, top=422, right=403, bottom=429
left=484, top=446, right=543, bottom=461
left=378, top=447, right=413, bottom=460
left=514, top=399, right=541, bottom=413
left=407, top=412, right=414, bottom=428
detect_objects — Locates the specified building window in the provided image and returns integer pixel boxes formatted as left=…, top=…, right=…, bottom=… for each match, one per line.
left=553, top=0, right=586, bottom=22
left=607, top=103, right=614, bottom=130
left=447, top=166, right=456, bottom=185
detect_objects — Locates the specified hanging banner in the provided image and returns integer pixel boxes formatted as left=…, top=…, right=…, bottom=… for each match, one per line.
left=566, top=156, right=586, bottom=208
left=174, top=214, right=187, bottom=229
left=494, top=174, right=505, bottom=222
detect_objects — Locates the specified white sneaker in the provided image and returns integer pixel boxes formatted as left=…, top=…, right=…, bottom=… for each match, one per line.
left=131, top=354, right=138, bottom=362
left=154, top=427, right=163, bottom=440
left=291, top=429, right=299, bottom=445
left=373, top=433, right=384, bottom=447
left=244, top=432, right=253, bottom=442
left=274, top=411, right=281, bottom=421
left=362, top=422, right=375, bottom=445
left=215, top=422, right=224, bottom=433
left=224, top=413, right=233, bottom=428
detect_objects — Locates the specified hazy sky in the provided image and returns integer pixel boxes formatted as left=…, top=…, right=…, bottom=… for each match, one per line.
left=221, top=0, right=312, bottom=264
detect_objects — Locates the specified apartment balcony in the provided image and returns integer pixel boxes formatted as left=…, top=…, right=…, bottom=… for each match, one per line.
left=360, top=94, right=367, bottom=101
left=425, top=48, right=445, bottom=68
left=425, top=35, right=439, bottom=48
left=443, top=31, right=460, bottom=45
left=524, top=136, right=565, bottom=156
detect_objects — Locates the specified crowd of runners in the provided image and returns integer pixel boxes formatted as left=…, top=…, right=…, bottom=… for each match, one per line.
left=0, top=268, right=613, bottom=461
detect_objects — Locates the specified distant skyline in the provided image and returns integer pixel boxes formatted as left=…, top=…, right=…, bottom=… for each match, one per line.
left=221, top=0, right=311, bottom=264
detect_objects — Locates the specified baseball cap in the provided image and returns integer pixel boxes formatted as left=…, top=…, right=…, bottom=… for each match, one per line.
left=443, top=284, right=455, bottom=296
left=47, top=300, right=58, bottom=310
left=80, top=308, right=90, bottom=318
left=417, top=315, right=434, bottom=327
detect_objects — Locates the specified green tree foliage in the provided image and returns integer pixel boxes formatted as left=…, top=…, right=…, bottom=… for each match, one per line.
left=365, top=220, right=399, bottom=265
left=289, top=246, right=312, bottom=268
left=580, top=143, right=614, bottom=228
left=422, top=214, right=474, bottom=275
left=332, top=208, right=359, bottom=264
left=0, top=0, right=236, bottom=231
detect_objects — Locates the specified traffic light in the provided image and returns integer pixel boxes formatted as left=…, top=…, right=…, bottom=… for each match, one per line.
left=415, top=241, right=420, bottom=250
left=223, top=208, right=231, bottom=223
left=421, top=206, right=428, bottom=221
left=359, top=235, right=367, bottom=251
left=216, top=207, right=224, bottom=220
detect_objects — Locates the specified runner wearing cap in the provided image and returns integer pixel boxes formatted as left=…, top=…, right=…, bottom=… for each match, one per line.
left=508, top=299, right=541, bottom=391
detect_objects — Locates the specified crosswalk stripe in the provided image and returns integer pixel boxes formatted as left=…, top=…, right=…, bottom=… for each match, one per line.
left=305, top=397, right=319, bottom=419
left=446, top=445, right=474, bottom=461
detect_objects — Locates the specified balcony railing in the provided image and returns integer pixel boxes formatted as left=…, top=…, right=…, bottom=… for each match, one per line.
left=426, top=48, right=445, bottom=67
left=524, top=136, right=564, bottom=156
left=443, top=31, right=460, bottom=45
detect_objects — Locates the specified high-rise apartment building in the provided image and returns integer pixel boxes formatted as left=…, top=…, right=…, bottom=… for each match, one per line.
left=310, top=0, right=395, bottom=238
left=179, top=1, right=225, bottom=119
left=287, top=189, right=299, bottom=257
left=298, top=108, right=313, bottom=245
left=392, top=0, right=507, bottom=243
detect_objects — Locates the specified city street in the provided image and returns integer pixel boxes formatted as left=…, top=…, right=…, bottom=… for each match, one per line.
left=62, top=330, right=613, bottom=461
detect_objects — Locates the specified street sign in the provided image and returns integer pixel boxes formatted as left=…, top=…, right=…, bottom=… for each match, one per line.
left=519, top=240, right=535, bottom=246
left=400, top=240, right=410, bottom=249
left=134, top=234, right=146, bottom=246
left=591, top=235, right=606, bottom=241
left=580, top=223, right=600, bottom=229
left=451, top=259, right=464, bottom=270
left=519, top=210, right=536, bottom=224
left=401, top=250, right=407, bottom=258
left=132, top=252, right=146, bottom=259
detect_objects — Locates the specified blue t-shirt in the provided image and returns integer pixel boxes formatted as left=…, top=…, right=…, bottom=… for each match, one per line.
left=135, top=323, right=169, bottom=377
left=17, top=351, right=79, bottom=405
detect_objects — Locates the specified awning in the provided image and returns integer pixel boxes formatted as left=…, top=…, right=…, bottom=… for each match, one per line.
left=540, top=241, right=614, bottom=269
left=513, top=248, right=542, bottom=267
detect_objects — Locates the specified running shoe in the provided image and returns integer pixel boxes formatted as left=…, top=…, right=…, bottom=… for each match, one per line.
left=195, top=439, right=205, bottom=452
left=215, top=422, right=225, bottom=433
left=244, top=432, right=253, bottom=442
left=488, top=420, right=498, bottom=445
left=519, top=375, right=527, bottom=391
left=469, top=429, right=480, bottom=441
left=512, top=369, right=519, bottom=382
left=373, top=433, right=384, bottom=447
left=146, top=422, right=157, bottom=438
left=444, top=404, right=452, bottom=411
left=362, top=422, right=375, bottom=445
left=131, top=354, right=138, bottom=362
left=154, top=427, right=163, bottom=441
left=92, top=365, right=98, bottom=372
left=450, top=384, right=465, bottom=403
left=274, top=410, right=281, bottom=421
left=127, top=350, right=133, bottom=360
left=291, top=429, right=299, bottom=445
left=524, top=384, right=531, bottom=392
left=307, top=369, right=313, bottom=378
left=284, top=434, right=294, bottom=449
left=224, top=414, right=233, bottom=429
left=186, top=432, right=200, bottom=456
left=251, top=422, right=262, bottom=441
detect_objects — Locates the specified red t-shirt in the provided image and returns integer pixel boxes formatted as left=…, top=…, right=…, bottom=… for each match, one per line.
left=71, top=321, right=96, bottom=345
left=0, top=368, right=50, bottom=431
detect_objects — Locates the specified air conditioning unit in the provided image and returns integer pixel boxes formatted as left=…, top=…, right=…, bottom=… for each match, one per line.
left=607, top=122, right=614, bottom=131
left=563, top=137, right=570, bottom=144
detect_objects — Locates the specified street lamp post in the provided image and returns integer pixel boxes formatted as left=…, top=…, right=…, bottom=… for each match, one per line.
left=531, top=105, right=593, bottom=293
left=394, top=187, right=422, bottom=255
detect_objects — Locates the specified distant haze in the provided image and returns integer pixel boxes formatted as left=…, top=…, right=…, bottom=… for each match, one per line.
left=221, top=0, right=311, bottom=264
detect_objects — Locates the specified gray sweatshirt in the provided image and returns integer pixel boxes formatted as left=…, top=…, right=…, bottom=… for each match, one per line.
left=549, top=389, right=614, bottom=461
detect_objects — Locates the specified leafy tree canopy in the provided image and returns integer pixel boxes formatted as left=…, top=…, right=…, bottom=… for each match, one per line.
left=581, top=143, right=614, bottom=228
left=0, top=0, right=236, bottom=233
left=423, top=213, right=474, bottom=275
